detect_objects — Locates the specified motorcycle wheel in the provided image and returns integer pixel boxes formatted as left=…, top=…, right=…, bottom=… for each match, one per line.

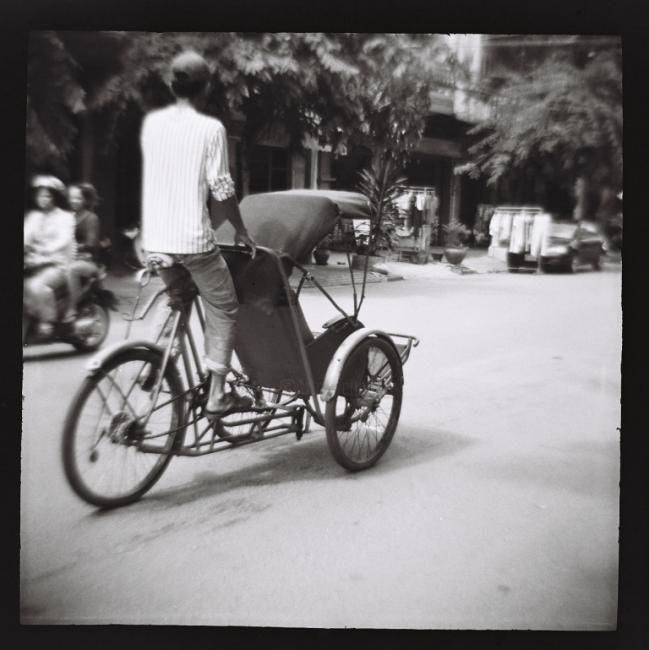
left=72, top=302, right=110, bottom=352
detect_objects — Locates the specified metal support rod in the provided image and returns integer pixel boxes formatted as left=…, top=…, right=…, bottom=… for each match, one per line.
left=184, top=314, right=208, bottom=386
left=123, top=287, right=168, bottom=322
left=142, top=423, right=305, bottom=457
left=140, top=310, right=183, bottom=429
left=356, top=157, right=391, bottom=318
left=194, top=295, right=207, bottom=332
left=295, top=272, right=307, bottom=298
left=291, top=258, right=352, bottom=323
left=346, top=249, right=358, bottom=315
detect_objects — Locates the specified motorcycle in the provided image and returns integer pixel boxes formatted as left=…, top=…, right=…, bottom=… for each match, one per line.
left=23, top=264, right=118, bottom=352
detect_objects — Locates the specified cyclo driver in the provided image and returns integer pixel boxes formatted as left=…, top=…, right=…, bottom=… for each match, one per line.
left=139, top=50, right=257, bottom=420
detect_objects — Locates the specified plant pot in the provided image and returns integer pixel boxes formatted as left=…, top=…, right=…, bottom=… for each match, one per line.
left=430, top=246, right=444, bottom=262
left=313, top=249, right=330, bottom=265
left=443, top=246, right=468, bottom=266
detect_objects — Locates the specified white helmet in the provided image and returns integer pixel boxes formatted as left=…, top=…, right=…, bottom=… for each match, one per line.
left=30, top=175, right=66, bottom=194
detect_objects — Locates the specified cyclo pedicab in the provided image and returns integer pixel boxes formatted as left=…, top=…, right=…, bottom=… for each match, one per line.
left=62, top=190, right=419, bottom=508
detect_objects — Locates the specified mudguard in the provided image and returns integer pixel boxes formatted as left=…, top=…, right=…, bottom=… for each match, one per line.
left=319, top=328, right=401, bottom=402
left=85, top=339, right=167, bottom=375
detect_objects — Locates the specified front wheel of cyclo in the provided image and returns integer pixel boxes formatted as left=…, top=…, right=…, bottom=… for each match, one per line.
left=325, top=337, right=403, bottom=471
left=62, top=348, right=184, bottom=508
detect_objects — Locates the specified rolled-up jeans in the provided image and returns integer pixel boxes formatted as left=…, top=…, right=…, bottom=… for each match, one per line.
left=151, top=247, right=238, bottom=375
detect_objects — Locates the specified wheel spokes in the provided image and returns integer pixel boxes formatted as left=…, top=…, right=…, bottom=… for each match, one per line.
left=340, top=348, right=393, bottom=461
left=71, top=358, right=178, bottom=500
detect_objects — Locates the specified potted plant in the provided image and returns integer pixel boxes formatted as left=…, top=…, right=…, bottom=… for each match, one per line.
left=442, top=219, right=471, bottom=265
left=353, top=159, right=406, bottom=270
left=313, top=235, right=331, bottom=265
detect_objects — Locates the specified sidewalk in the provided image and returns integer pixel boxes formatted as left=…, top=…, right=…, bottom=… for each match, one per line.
left=104, top=249, right=509, bottom=306
left=372, top=248, right=507, bottom=281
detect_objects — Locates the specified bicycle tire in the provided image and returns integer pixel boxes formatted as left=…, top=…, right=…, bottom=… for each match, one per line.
left=325, top=337, right=403, bottom=471
left=62, top=348, right=184, bottom=508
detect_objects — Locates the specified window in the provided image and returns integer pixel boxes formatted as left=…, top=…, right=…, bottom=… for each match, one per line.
left=248, top=145, right=290, bottom=194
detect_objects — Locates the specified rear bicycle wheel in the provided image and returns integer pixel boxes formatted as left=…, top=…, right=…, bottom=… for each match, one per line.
left=62, top=348, right=184, bottom=508
left=325, top=337, right=403, bottom=471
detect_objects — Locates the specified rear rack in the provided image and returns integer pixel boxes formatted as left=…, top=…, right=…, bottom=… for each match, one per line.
left=387, top=333, right=420, bottom=365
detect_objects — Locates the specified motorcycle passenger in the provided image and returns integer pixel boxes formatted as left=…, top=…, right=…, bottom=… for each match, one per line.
left=68, top=183, right=101, bottom=262
left=23, top=176, right=77, bottom=335
left=67, top=183, right=103, bottom=313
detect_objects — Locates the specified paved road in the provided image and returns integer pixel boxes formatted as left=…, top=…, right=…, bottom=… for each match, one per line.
left=21, top=264, right=621, bottom=629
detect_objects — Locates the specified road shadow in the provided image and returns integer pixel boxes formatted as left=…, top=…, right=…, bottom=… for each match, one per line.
left=22, top=346, right=91, bottom=363
left=91, top=424, right=477, bottom=516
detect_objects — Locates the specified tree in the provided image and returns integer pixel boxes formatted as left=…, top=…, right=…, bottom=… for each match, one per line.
left=26, top=32, right=456, bottom=186
left=354, top=162, right=407, bottom=255
left=25, top=31, right=128, bottom=180
left=463, top=38, right=622, bottom=222
left=26, top=31, right=86, bottom=178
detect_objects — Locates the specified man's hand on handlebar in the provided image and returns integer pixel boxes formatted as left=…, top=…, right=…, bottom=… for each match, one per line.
left=234, top=229, right=257, bottom=258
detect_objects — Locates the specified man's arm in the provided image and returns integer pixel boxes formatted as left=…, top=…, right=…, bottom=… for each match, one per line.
left=209, top=195, right=257, bottom=257
left=205, top=122, right=256, bottom=256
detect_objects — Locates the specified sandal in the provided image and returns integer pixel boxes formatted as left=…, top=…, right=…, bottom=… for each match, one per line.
left=205, top=391, right=254, bottom=420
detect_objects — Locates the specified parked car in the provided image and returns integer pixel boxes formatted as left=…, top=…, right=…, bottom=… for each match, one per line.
left=538, top=220, right=607, bottom=273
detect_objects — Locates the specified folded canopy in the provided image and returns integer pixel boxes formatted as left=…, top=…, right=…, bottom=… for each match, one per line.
left=216, top=190, right=371, bottom=260
left=275, top=190, right=372, bottom=221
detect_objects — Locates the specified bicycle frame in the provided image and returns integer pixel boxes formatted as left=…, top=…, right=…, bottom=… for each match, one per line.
left=97, top=265, right=307, bottom=456
left=85, top=244, right=418, bottom=458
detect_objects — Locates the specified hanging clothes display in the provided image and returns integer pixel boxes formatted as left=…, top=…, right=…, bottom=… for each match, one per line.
left=396, top=192, right=413, bottom=213
left=407, top=193, right=417, bottom=229
left=423, top=190, right=439, bottom=225
left=394, top=186, right=437, bottom=261
left=412, top=199, right=423, bottom=238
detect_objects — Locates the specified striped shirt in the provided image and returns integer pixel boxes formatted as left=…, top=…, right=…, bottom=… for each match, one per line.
left=140, top=103, right=236, bottom=254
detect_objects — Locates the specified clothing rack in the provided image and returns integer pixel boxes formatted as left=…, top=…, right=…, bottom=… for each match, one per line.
left=400, top=185, right=437, bottom=193
left=492, top=206, right=543, bottom=213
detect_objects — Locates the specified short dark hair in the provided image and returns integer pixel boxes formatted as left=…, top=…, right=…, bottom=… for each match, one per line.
left=170, top=77, right=209, bottom=99
left=69, top=182, right=100, bottom=211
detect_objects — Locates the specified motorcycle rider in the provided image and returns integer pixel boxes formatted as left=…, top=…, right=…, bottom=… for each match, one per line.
left=23, top=175, right=77, bottom=335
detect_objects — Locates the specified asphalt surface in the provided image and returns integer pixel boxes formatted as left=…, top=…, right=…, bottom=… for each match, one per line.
left=21, top=259, right=621, bottom=628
